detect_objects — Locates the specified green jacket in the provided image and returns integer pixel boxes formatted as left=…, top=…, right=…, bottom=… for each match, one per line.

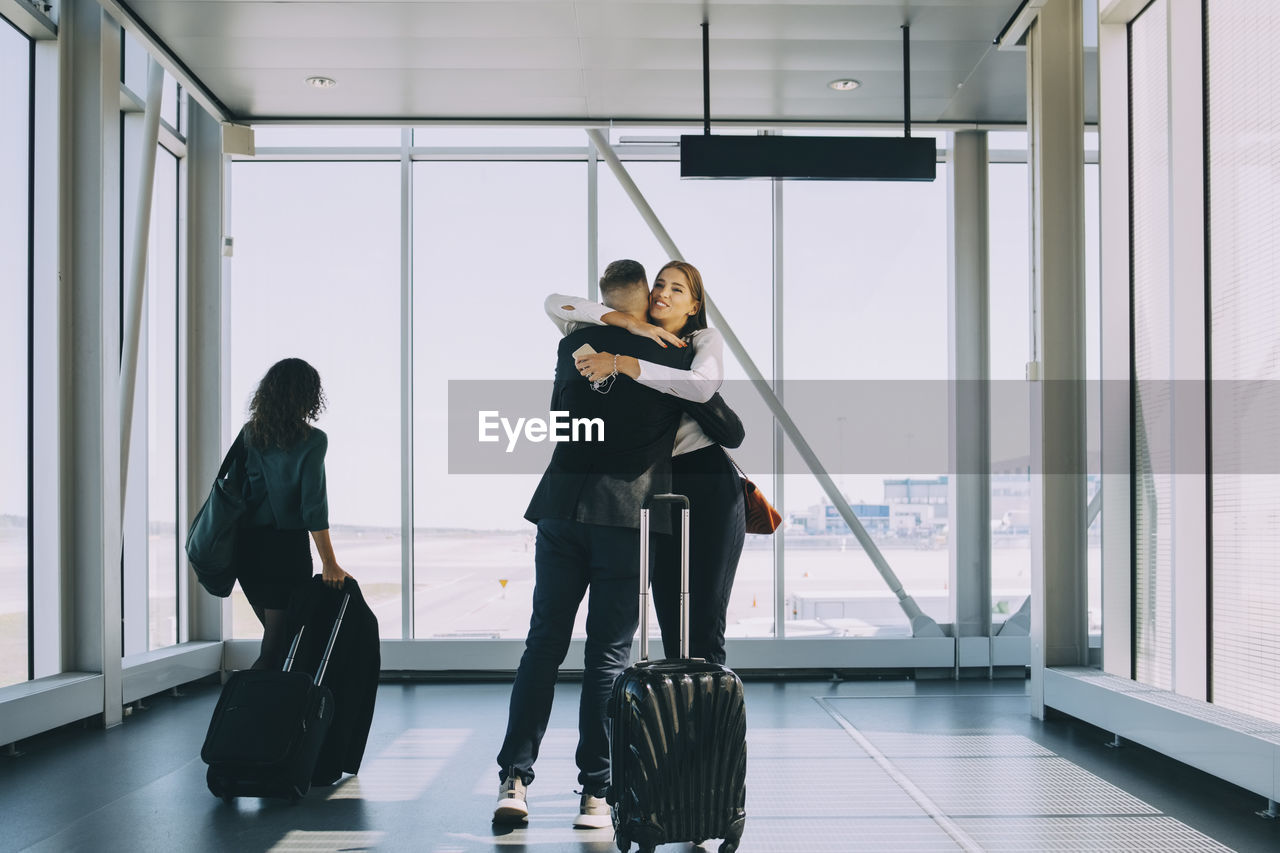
left=244, top=425, right=330, bottom=531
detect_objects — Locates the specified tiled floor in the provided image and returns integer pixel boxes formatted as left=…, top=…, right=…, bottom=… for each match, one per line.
left=1, top=678, right=1277, bottom=852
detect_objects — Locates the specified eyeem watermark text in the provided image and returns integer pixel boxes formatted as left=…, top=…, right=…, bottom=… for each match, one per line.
left=478, top=410, right=605, bottom=452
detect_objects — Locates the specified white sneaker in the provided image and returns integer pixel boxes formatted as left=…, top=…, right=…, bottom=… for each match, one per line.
left=572, top=789, right=612, bottom=829
left=493, top=775, right=529, bottom=824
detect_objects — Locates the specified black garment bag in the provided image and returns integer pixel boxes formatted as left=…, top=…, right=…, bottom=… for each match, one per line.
left=286, top=575, right=380, bottom=785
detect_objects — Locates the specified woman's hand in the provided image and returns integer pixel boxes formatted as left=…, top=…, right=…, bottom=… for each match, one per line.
left=603, top=310, right=685, bottom=348
left=321, top=559, right=349, bottom=588
left=627, top=319, right=685, bottom=348
left=575, top=352, right=616, bottom=383
left=576, top=351, right=642, bottom=382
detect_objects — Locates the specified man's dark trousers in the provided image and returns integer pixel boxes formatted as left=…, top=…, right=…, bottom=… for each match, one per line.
left=496, top=518, right=641, bottom=793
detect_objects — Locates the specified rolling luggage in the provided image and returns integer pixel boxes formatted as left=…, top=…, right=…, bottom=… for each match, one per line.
left=201, top=593, right=350, bottom=802
left=608, top=494, right=747, bottom=853
left=286, top=576, right=380, bottom=786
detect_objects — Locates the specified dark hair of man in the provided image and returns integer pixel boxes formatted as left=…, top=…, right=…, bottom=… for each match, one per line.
left=598, top=258, right=647, bottom=303
left=656, top=260, right=708, bottom=337
left=247, top=357, right=327, bottom=449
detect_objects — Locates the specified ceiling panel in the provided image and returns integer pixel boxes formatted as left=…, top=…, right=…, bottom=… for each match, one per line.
left=174, top=37, right=585, bottom=71
left=587, top=68, right=969, bottom=103
left=574, top=2, right=1010, bottom=42
left=936, top=48, right=1028, bottom=125
left=132, top=1, right=582, bottom=39
left=223, top=68, right=589, bottom=119
left=577, top=38, right=992, bottom=73
left=119, top=0, right=1086, bottom=124
left=588, top=93, right=958, bottom=123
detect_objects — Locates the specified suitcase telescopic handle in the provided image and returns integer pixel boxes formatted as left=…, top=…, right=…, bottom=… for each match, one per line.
left=280, top=590, right=352, bottom=686
left=314, top=592, right=351, bottom=686
left=283, top=628, right=305, bottom=673
left=639, top=494, right=691, bottom=661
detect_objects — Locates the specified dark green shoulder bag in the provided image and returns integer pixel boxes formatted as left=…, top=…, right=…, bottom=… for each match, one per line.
left=185, top=428, right=252, bottom=597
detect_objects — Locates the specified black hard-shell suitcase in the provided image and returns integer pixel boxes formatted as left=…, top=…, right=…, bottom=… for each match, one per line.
left=201, top=593, right=350, bottom=802
left=608, top=495, right=747, bottom=853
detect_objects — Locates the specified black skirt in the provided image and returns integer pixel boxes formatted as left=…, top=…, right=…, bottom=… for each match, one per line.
left=235, top=525, right=313, bottom=610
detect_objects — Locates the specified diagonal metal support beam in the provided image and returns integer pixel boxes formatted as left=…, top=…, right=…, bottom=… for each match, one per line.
left=120, top=57, right=164, bottom=514
left=586, top=128, right=943, bottom=637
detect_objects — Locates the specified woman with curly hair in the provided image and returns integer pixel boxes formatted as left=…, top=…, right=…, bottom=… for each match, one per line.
left=238, top=357, right=350, bottom=670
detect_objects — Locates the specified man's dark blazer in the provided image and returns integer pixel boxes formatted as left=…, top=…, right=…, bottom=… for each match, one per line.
left=525, top=325, right=694, bottom=534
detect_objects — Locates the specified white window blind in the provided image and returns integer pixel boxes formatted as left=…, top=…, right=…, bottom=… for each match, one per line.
left=1206, top=0, right=1280, bottom=724
left=1129, top=0, right=1174, bottom=690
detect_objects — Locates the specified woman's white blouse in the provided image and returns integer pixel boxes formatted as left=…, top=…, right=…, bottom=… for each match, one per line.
left=544, top=293, right=611, bottom=336
left=544, top=294, right=724, bottom=456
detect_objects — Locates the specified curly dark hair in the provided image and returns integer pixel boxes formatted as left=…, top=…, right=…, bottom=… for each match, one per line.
left=247, top=358, right=326, bottom=449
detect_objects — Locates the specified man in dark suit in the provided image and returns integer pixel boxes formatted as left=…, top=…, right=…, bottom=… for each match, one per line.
left=493, top=260, right=693, bottom=829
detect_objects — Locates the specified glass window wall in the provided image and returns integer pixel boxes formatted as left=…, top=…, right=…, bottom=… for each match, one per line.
left=987, top=158, right=1102, bottom=637
left=120, top=49, right=185, bottom=656
left=0, top=18, right=31, bottom=688
left=147, top=149, right=179, bottom=650
left=411, top=161, right=584, bottom=639
left=1084, top=161, right=1102, bottom=640
left=598, top=160, right=774, bottom=639
left=229, top=161, right=402, bottom=639
left=988, top=162, right=1033, bottom=626
left=219, top=125, right=1098, bottom=663
left=782, top=172, right=950, bottom=635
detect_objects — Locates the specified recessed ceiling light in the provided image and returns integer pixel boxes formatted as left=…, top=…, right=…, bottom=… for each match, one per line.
left=305, top=76, right=337, bottom=90
left=828, top=79, right=861, bottom=92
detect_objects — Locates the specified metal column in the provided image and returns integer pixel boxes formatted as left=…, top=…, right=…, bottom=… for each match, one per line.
left=61, top=0, right=124, bottom=726
left=948, top=131, right=993, bottom=664
left=183, top=104, right=225, bottom=642
left=400, top=128, right=415, bottom=640
left=771, top=176, right=785, bottom=639
left=587, top=135, right=599, bottom=300
left=1026, top=0, right=1090, bottom=717
left=1098, top=11, right=1133, bottom=679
